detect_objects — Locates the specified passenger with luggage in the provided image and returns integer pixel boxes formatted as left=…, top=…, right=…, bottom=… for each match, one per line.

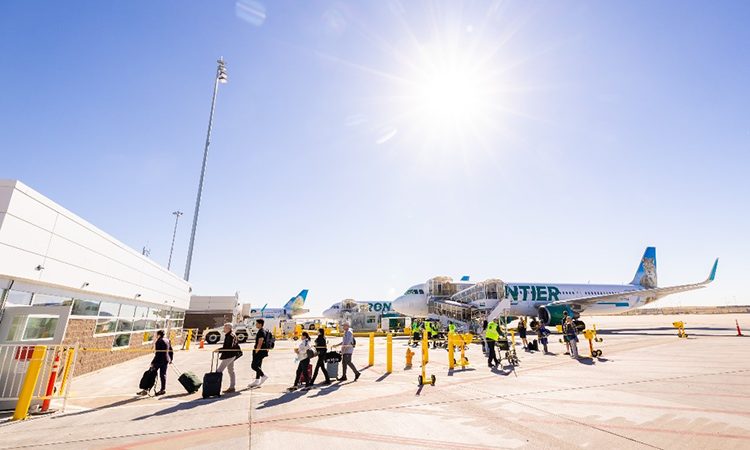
left=518, top=317, right=529, bottom=351
left=564, top=317, right=579, bottom=359
left=249, top=319, right=270, bottom=388
left=214, top=323, right=242, bottom=393
left=288, top=331, right=313, bottom=391
left=334, top=322, right=361, bottom=381
left=561, top=310, right=571, bottom=355
left=310, top=328, right=331, bottom=385
left=485, top=320, right=500, bottom=368
left=137, top=330, right=173, bottom=396
left=537, top=321, right=550, bottom=354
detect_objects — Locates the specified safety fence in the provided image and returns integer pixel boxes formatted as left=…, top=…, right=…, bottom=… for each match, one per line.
left=0, top=344, right=78, bottom=420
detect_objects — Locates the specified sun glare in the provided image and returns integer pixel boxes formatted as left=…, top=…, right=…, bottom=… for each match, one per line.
left=414, top=64, right=485, bottom=133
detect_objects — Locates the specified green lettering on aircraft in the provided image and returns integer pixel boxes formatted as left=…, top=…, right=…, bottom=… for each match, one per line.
left=505, top=285, right=561, bottom=302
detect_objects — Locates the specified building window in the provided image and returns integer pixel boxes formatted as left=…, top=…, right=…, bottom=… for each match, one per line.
left=31, top=294, right=73, bottom=307
left=98, top=302, right=120, bottom=317
left=113, top=333, right=131, bottom=348
left=5, top=316, right=59, bottom=341
left=133, top=307, right=148, bottom=331
left=6, top=290, right=33, bottom=306
left=71, top=299, right=100, bottom=316
left=95, top=318, right=117, bottom=334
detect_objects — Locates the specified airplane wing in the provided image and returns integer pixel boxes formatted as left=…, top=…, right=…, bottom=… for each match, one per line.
left=544, top=258, right=718, bottom=310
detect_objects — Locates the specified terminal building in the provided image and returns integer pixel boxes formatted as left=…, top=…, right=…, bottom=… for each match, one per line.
left=0, top=180, right=191, bottom=375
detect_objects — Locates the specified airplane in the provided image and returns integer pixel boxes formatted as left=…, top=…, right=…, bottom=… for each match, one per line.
left=322, top=299, right=396, bottom=320
left=247, top=289, right=310, bottom=319
left=391, top=247, right=718, bottom=329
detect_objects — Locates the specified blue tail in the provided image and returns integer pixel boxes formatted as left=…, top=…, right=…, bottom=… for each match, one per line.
left=630, top=247, right=657, bottom=288
left=283, top=289, right=308, bottom=311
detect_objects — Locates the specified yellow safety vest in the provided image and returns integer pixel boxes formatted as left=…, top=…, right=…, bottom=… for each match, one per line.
left=448, top=324, right=456, bottom=333
left=486, top=322, right=500, bottom=341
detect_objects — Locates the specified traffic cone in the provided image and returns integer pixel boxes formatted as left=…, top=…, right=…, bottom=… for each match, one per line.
left=199, top=337, right=205, bottom=349
left=736, top=320, right=743, bottom=337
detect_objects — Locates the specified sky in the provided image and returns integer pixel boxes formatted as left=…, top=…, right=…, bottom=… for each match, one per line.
left=1, top=1, right=749, bottom=314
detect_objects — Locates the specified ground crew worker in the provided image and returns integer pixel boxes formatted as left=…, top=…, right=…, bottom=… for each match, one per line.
left=448, top=322, right=456, bottom=334
left=485, top=320, right=500, bottom=368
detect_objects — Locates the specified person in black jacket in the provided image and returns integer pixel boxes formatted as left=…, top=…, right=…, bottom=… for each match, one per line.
left=214, top=323, right=242, bottom=393
left=310, top=328, right=331, bottom=385
left=140, top=329, right=172, bottom=396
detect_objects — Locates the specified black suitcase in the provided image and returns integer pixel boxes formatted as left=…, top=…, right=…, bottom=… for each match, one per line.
left=139, top=368, right=157, bottom=390
left=171, top=364, right=202, bottom=394
left=202, top=353, right=223, bottom=398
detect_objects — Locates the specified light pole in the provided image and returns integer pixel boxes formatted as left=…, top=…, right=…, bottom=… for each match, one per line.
left=184, top=57, right=228, bottom=281
left=167, top=210, right=183, bottom=270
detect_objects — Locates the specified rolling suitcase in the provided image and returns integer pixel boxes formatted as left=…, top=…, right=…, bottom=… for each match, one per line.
left=171, top=364, right=202, bottom=394
left=139, top=367, right=157, bottom=391
left=324, top=350, right=341, bottom=380
left=202, top=353, right=223, bottom=398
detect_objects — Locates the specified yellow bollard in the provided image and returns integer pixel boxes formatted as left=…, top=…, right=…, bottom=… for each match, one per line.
left=510, top=329, right=516, bottom=347
left=368, top=332, right=375, bottom=366
left=448, top=332, right=455, bottom=369
left=58, top=347, right=76, bottom=395
left=386, top=333, right=393, bottom=373
left=13, top=345, right=47, bottom=420
left=422, top=330, right=429, bottom=364
left=185, top=329, right=193, bottom=351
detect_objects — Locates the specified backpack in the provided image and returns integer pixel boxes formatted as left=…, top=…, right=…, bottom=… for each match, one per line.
left=264, top=330, right=275, bottom=349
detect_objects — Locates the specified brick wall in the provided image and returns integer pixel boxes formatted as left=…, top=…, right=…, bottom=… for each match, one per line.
left=62, top=319, right=184, bottom=376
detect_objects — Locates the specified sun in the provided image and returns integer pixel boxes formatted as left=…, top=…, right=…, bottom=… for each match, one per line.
left=413, top=62, right=487, bottom=136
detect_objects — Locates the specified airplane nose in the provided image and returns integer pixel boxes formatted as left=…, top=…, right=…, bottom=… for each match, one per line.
left=392, top=295, right=411, bottom=315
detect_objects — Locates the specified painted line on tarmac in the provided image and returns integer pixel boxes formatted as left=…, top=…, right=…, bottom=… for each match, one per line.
left=520, top=396, right=750, bottom=417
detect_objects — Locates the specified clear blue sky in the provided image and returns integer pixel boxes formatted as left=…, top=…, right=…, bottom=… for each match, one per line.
left=2, top=1, right=748, bottom=313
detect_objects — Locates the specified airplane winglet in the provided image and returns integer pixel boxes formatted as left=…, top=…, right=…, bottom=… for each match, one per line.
left=706, top=258, right=719, bottom=283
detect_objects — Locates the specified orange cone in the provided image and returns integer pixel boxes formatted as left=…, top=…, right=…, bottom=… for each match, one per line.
left=736, top=320, right=743, bottom=337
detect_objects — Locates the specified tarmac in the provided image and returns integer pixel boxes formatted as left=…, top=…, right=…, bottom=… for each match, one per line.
left=0, top=313, right=748, bottom=450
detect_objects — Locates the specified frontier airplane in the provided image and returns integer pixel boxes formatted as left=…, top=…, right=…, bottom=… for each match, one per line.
left=391, top=247, right=718, bottom=329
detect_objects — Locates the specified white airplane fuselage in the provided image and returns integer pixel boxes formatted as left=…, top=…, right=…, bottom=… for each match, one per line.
left=392, top=282, right=645, bottom=320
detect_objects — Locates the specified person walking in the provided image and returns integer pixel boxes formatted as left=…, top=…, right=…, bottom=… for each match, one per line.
left=288, top=331, right=313, bottom=391
left=537, top=321, right=550, bottom=354
left=334, top=322, right=361, bottom=381
left=561, top=311, right=571, bottom=355
left=249, top=319, right=269, bottom=388
left=481, top=320, right=488, bottom=355
left=310, top=328, right=331, bottom=385
left=215, top=323, right=242, bottom=393
left=564, top=317, right=580, bottom=358
left=518, top=317, right=528, bottom=351
left=485, top=320, right=500, bottom=368
left=138, top=329, right=172, bottom=396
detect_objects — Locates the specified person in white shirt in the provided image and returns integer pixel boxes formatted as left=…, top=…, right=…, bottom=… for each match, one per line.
left=288, top=331, right=313, bottom=391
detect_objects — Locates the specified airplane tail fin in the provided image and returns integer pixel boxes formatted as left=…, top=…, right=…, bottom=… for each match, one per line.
left=283, top=289, right=308, bottom=311
left=630, top=247, right=658, bottom=288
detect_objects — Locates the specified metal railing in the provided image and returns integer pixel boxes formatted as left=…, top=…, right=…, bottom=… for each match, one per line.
left=0, top=344, right=78, bottom=419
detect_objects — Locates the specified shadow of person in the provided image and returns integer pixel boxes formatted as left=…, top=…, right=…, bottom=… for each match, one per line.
left=54, top=396, right=145, bottom=419
left=309, top=384, right=342, bottom=398
left=132, top=396, right=225, bottom=421
left=255, top=390, right=308, bottom=409
left=575, top=357, right=595, bottom=365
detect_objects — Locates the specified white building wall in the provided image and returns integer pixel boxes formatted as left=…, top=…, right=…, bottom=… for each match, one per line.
left=0, top=180, right=190, bottom=310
